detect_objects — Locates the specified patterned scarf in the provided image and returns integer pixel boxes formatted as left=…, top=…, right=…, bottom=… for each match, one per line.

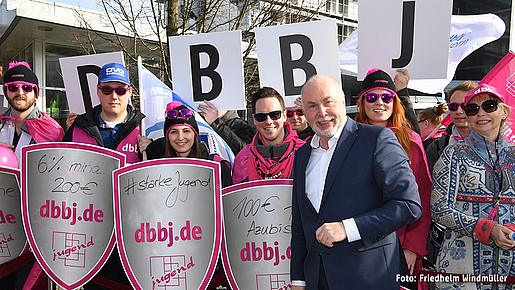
left=247, top=122, right=299, bottom=180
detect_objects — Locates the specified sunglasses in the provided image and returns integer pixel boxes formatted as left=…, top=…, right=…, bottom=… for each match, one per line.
left=254, top=110, right=283, bottom=122
left=165, top=109, right=194, bottom=119
left=464, top=99, right=498, bottom=116
left=97, top=84, right=130, bottom=96
left=448, top=102, right=466, bottom=111
left=6, top=84, right=36, bottom=93
left=364, top=93, right=396, bottom=104
left=286, top=109, right=304, bottom=118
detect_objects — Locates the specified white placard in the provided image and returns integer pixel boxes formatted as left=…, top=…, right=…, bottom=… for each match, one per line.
left=59, top=52, right=125, bottom=114
left=358, top=0, right=452, bottom=80
left=255, top=19, right=341, bottom=107
left=169, top=30, right=245, bottom=110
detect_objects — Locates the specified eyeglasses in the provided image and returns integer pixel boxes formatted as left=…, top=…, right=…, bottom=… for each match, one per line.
left=165, top=109, right=194, bottom=119
left=448, top=102, right=466, bottom=111
left=418, top=119, right=427, bottom=123
left=97, top=84, right=129, bottom=96
left=286, top=109, right=304, bottom=118
left=6, top=84, right=36, bottom=93
left=464, top=99, right=499, bottom=116
left=254, top=110, right=283, bottom=122
left=364, top=93, right=396, bottom=104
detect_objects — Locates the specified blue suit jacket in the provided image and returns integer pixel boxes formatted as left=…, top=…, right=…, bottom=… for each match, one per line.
left=290, top=118, right=422, bottom=289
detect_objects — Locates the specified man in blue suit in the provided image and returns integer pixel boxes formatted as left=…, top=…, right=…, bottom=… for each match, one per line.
left=290, top=75, right=422, bottom=289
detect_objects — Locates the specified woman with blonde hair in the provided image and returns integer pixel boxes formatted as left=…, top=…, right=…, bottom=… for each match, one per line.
left=355, top=68, right=432, bottom=290
left=431, top=83, right=515, bottom=289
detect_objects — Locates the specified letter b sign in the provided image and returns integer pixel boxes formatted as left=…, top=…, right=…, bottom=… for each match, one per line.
left=279, top=35, right=317, bottom=96
left=190, top=44, right=223, bottom=102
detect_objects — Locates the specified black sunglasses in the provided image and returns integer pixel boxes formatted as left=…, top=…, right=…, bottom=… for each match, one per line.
left=364, top=93, right=396, bottom=104
left=254, top=110, right=283, bottom=122
left=448, top=102, right=466, bottom=111
left=286, top=109, right=304, bottom=118
left=97, top=84, right=130, bottom=96
left=464, top=99, right=498, bottom=116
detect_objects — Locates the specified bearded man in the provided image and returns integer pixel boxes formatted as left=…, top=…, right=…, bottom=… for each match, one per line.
left=0, top=61, right=64, bottom=163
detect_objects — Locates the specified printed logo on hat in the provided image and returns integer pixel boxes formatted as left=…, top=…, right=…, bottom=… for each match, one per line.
left=106, top=67, right=125, bottom=77
left=375, top=80, right=388, bottom=83
left=474, top=87, right=494, bottom=95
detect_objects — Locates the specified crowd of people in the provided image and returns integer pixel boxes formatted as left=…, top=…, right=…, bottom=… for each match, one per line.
left=1, top=59, right=514, bottom=290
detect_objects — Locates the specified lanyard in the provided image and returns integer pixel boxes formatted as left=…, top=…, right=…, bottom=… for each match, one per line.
left=484, top=137, right=503, bottom=220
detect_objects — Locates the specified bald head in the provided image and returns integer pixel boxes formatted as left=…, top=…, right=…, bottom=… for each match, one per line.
left=302, top=75, right=345, bottom=101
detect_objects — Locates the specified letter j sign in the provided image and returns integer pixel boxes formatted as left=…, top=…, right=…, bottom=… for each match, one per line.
left=357, top=0, right=452, bottom=80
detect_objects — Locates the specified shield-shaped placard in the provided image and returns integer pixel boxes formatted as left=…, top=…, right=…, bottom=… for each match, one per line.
left=0, top=166, right=26, bottom=265
left=21, top=143, right=125, bottom=290
left=113, top=158, right=222, bottom=290
left=221, top=180, right=293, bottom=290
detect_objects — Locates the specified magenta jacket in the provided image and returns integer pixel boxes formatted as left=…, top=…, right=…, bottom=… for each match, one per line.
left=63, top=105, right=144, bottom=163
left=397, top=129, right=432, bottom=258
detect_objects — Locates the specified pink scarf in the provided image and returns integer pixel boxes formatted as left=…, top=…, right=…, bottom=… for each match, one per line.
left=0, top=112, right=64, bottom=142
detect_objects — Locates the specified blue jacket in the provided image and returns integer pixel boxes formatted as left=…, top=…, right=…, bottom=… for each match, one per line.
left=290, top=118, right=421, bottom=289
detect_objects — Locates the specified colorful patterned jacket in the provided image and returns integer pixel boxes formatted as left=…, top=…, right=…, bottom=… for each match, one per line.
left=431, top=129, right=515, bottom=289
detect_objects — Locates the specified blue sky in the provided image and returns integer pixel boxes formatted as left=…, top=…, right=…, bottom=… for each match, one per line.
left=52, top=0, right=103, bottom=11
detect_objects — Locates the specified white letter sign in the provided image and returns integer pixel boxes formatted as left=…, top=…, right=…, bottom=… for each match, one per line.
left=59, top=52, right=125, bottom=114
left=256, top=19, right=341, bottom=106
left=358, top=0, right=452, bottom=80
left=169, top=30, right=246, bottom=110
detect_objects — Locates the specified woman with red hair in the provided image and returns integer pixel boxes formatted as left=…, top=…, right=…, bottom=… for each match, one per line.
left=355, top=68, right=432, bottom=290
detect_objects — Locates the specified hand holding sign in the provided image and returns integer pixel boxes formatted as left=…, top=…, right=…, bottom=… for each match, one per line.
left=113, top=158, right=222, bottom=290
left=21, top=143, right=125, bottom=290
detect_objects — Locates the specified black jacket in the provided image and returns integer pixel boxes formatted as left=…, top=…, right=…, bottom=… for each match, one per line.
left=63, top=104, right=145, bottom=148
left=425, top=124, right=453, bottom=175
left=297, top=125, right=315, bottom=141
left=397, top=88, right=420, bottom=135
left=210, top=111, right=255, bottom=155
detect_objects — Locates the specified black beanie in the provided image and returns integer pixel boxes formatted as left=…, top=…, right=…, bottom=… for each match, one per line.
left=3, top=61, right=39, bottom=98
left=3, top=62, right=38, bottom=87
left=360, top=68, right=396, bottom=96
left=163, top=101, right=199, bottom=138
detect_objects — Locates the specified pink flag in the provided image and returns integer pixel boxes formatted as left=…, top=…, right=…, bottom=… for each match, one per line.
left=477, top=50, right=515, bottom=142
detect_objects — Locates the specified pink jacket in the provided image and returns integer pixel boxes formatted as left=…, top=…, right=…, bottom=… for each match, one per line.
left=397, top=130, right=432, bottom=257
left=71, top=127, right=141, bottom=164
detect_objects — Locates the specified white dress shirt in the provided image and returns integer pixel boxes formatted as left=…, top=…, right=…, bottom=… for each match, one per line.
left=305, top=125, right=361, bottom=242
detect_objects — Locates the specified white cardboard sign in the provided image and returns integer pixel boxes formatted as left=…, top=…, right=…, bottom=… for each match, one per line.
left=255, top=19, right=341, bottom=106
left=169, top=30, right=246, bottom=110
left=59, top=52, right=125, bottom=114
left=358, top=0, right=452, bottom=80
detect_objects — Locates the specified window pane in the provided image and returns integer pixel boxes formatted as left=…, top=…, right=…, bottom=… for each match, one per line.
left=45, top=89, right=69, bottom=129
